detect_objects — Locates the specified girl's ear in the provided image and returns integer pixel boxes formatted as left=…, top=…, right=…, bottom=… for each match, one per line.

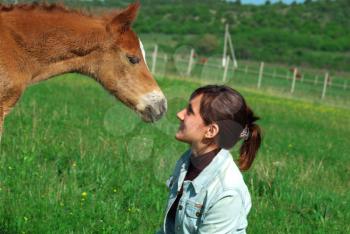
left=205, top=123, right=219, bottom=139
left=107, top=2, right=140, bottom=34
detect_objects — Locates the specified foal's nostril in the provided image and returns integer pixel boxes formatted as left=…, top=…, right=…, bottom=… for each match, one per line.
left=158, top=99, right=167, bottom=114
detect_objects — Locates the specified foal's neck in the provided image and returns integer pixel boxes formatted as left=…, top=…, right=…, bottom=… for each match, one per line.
left=8, top=10, right=108, bottom=83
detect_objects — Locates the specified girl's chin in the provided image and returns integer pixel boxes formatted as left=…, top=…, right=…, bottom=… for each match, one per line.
left=175, top=132, right=182, bottom=140
left=175, top=134, right=192, bottom=144
left=175, top=132, right=186, bottom=142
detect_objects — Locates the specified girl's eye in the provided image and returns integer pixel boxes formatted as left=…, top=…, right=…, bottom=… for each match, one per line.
left=127, top=55, right=140, bottom=64
left=186, top=106, right=194, bottom=115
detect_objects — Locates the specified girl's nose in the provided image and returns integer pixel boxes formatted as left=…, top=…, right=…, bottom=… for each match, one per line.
left=177, top=109, right=185, bottom=120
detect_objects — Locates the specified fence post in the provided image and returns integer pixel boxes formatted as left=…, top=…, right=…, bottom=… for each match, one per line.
left=222, top=24, right=228, bottom=67
left=257, top=62, right=264, bottom=89
left=321, top=72, right=328, bottom=99
left=163, top=54, right=168, bottom=76
left=290, top=68, right=297, bottom=93
left=222, top=56, right=230, bottom=82
left=164, top=54, right=168, bottom=64
left=314, top=75, right=318, bottom=85
left=151, top=44, right=158, bottom=74
left=186, top=49, right=195, bottom=76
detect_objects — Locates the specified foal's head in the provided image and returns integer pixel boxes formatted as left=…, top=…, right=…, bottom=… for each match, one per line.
left=94, top=3, right=166, bottom=122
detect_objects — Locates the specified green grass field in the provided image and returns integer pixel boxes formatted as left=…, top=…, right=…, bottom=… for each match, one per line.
left=0, top=74, right=349, bottom=233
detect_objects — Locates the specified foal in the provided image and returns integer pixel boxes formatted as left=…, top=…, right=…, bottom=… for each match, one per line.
left=0, top=2, right=167, bottom=138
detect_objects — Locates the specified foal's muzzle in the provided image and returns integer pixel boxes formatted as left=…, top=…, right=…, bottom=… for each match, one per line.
left=137, top=91, right=167, bottom=123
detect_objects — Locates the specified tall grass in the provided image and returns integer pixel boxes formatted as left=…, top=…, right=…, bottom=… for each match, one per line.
left=0, top=74, right=349, bottom=233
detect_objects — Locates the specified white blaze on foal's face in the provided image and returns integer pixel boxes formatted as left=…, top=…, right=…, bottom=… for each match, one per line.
left=139, top=39, right=149, bottom=69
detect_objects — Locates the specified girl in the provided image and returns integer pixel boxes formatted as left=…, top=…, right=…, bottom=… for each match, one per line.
left=157, top=85, right=262, bottom=234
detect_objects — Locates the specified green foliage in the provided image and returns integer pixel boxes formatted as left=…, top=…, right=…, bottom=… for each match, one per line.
left=196, top=34, right=219, bottom=54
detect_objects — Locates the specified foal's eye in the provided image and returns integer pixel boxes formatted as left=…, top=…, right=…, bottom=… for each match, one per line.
left=127, top=55, right=140, bottom=64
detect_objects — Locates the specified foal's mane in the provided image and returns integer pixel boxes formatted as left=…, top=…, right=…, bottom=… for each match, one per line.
left=1, top=2, right=76, bottom=13
left=0, top=2, right=121, bottom=19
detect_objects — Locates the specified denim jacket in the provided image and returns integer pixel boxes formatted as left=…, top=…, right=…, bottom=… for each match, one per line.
left=157, top=149, right=251, bottom=234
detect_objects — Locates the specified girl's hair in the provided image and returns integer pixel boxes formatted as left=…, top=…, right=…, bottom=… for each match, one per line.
left=190, top=85, right=262, bottom=171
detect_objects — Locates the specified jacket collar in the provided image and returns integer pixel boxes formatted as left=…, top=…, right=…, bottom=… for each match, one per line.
left=180, top=149, right=231, bottom=194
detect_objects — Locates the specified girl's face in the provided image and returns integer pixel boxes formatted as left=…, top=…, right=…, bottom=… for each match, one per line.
left=175, top=94, right=209, bottom=144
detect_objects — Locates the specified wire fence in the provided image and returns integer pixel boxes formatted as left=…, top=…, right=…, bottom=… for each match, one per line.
left=143, top=44, right=350, bottom=108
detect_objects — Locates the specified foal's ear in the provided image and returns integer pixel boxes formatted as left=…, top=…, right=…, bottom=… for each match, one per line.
left=107, top=2, right=140, bottom=34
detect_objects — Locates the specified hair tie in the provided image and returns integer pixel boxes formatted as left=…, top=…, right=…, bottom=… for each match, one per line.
left=240, top=126, right=250, bottom=141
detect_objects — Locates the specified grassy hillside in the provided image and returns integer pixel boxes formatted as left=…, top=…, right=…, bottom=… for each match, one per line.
left=0, top=74, right=349, bottom=233
left=135, top=0, right=350, bottom=72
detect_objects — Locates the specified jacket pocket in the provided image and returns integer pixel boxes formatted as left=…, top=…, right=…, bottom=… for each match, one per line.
left=183, top=201, right=203, bottom=233
left=185, top=202, right=202, bottom=218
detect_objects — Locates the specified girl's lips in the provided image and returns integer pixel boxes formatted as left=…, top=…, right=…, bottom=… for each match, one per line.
left=178, top=123, right=184, bottom=131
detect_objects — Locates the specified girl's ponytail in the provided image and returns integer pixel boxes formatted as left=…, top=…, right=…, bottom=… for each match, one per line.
left=239, top=107, right=262, bottom=171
